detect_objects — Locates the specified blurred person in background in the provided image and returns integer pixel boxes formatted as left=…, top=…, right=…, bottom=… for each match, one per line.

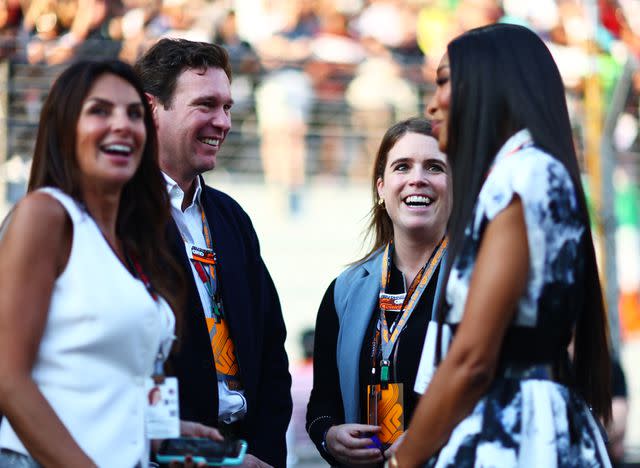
left=389, top=23, right=612, bottom=468
left=307, top=117, right=450, bottom=467
left=254, top=0, right=316, bottom=216
left=0, top=59, right=212, bottom=467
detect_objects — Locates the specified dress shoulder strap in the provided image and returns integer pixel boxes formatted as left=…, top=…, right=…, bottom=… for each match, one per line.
left=36, top=187, right=85, bottom=224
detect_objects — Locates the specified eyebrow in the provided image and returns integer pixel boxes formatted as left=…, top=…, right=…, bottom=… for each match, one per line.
left=436, top=64, right=450, bottom=73
left=192, top=95, right=235, bottom=106
left=390, top=156, right=447, bottom=165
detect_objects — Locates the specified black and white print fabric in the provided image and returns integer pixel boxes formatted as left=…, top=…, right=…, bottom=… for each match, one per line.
left=428, top=130, right=611, bottom=467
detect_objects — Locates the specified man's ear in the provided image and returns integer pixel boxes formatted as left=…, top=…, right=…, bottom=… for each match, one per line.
left=145, top=92, right=159, bottom=128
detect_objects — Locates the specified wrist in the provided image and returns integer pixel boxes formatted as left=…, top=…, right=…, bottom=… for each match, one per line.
left=385, top=453, right=399, bottom=468
left=321, top=426, right=332, bottom=455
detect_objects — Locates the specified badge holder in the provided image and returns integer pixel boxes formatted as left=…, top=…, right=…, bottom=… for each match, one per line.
left=145, top=349, right=180, bottom=439
left=367, top=370, right=404, bottom=449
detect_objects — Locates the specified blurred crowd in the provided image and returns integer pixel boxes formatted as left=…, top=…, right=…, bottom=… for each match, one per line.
left=3, top=0, right=640, bottom=161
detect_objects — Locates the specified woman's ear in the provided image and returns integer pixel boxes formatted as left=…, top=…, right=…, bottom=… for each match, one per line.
left=376, top=177, right=384, bottom=201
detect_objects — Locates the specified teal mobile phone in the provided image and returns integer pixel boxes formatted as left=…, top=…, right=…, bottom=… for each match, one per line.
left=156, top=437, right=247, bottom=466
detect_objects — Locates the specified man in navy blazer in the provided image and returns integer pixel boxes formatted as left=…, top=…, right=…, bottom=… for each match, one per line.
left=135, top=39, right=292, bottom=467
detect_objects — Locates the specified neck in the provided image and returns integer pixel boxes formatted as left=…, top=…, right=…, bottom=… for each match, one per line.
left=81, top=182, right=122, bottom=251
left=392, top=230, right=443, bottom=285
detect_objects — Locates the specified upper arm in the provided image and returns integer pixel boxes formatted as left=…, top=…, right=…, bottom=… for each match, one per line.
left=448, top=197, right=529, bottom=372
left=0, top=193, right=72, bottom=375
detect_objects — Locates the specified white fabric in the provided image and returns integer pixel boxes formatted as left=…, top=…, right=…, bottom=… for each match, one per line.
left=163, top=173, right=247, bottom=423
left=0, top=187, right=175, bottom=468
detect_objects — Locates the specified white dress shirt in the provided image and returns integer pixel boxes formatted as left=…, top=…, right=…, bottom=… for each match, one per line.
left=164, top=173, right=247, bottom=424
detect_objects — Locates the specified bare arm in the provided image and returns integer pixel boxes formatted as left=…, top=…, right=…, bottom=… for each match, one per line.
left=393, top=198, right=529, bottom=467
left=0, top=193, right=96, bottom=467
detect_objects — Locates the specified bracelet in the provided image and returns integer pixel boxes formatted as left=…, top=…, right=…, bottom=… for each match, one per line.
left=321, top=427, right=330, bottom=454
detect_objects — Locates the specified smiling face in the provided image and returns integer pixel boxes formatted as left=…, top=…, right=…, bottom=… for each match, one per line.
left=427, top=53, right=451, bottom=152
left=152, top=66, right=232, bottom=185
left=376, top=132, right=450, bottom=242
left=75, top=73, right=146, bottom=189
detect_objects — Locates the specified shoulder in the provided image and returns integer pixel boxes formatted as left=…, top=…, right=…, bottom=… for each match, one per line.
left=10, top=191, right=71, bottom=234
left=336, top=250, right=381, bottom=284
left=1, top=192, right=72, bottom=265
left=481, top=148, right=577, bottom=219
left=493, top=147, right=572, bottom=188
left=202, top=185, right=252, bottom=222
left=334, top=249, right=382, bottom=305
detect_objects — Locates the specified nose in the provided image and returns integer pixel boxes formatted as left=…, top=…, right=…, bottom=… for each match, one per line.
left=111, top=108, right=133, bottom=133
left=426, top=92, right=438, bottom=118
left=212, top=107, right=232, bottom=134
left=409, top=166, right=429, bottom=186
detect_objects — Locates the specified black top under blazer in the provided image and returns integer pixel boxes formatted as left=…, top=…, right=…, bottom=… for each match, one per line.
left=166, top=180, right=292, bottom=467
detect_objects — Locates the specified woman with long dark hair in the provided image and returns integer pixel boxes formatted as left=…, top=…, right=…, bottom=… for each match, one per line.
left=388, top=24, right=612, bottom=467
left=0, top=60, right=213, bottom=467
left=306, top=117, right=451, bottom=466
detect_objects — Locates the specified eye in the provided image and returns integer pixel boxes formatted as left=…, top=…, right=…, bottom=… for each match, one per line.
left=223, top=104, right=232, bottom=112
left=88, top=105, right=109, bottom=116
left=435, top=76, right=449, bottom=87
left=428, top=163, right=445, bottom=173
left=393, top=162, right=409, bottom=172
left=128, top=106, right=144, bottom=120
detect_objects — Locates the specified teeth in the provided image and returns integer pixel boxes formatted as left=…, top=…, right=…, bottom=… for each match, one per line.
left=102, top=143, right=132, bottom=154
left=199, top=137, right=220, bottom=147
left=405, top=195, right=432, bottom=205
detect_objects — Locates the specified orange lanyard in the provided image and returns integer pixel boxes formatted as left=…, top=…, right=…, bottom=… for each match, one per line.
left=182, top=203, right=224, bottom=320
left=376, top=237, right=448, bottom=383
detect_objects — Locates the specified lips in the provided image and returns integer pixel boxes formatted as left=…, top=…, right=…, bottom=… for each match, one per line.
left=431, top=121, right=442, bottom=139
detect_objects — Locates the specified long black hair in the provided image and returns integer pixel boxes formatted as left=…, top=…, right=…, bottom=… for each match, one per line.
left=437, top=23, right=611, bottom=423
left=28, top=59, right=185, bottom=335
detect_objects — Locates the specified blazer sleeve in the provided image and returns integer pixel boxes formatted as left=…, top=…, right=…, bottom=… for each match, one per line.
left=306, top=279, right=343, bottom=465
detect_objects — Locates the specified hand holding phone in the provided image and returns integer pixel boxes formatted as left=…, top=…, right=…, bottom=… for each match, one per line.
left=156, top=437, right=247, bottom=466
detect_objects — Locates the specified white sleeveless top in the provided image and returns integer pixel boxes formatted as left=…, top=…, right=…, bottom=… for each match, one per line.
left=0, top=188, right=176, bottom=468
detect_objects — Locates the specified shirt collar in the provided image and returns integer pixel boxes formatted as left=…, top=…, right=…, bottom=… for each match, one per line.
left=163, top=172, right=202, bottom=212
left=493, top=129, right=533, bottom=167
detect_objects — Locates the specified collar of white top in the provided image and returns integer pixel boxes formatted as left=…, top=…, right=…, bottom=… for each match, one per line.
left=163, top=172, right=203, bottom=212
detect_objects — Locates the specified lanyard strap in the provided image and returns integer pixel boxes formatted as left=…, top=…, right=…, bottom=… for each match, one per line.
left=198, top=205, right=224, bottom=319
left=127, top=251, right=167, bottom=382
left=127, top=250, right=158, bottom=302
left=176, top=201, right=224, bottom=320
left=378, top=237, right=448, bottom=363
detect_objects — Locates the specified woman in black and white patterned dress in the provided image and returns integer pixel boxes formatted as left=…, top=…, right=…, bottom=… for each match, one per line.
left=387, top=24, right=612, bottom=468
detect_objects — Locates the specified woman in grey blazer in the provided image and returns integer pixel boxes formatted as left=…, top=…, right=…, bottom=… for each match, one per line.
left=306, top=117, right=451, bottom=467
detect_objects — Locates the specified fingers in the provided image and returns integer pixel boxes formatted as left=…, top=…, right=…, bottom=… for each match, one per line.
left=179, top=420, right=224, bottom=441
left=326, top=424, right=384, bottom=465
left=347, top=424, right=381, bottom=434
